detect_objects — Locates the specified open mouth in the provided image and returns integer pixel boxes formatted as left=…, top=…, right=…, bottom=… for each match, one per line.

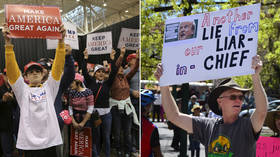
left=180, top=33, right=185, bottom=37
left=233, top=105, right=240, bottom=108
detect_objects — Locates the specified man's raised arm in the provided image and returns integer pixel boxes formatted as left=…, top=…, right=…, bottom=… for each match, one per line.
left=154, top=64, right=193, bottom=133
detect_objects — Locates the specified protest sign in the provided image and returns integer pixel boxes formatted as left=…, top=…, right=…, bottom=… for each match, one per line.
left=117, top=28, right=139, bottom=50
left=256, top=136, right=280, bottom=157
left=86, top=31, right=112, bottom=55
left=160, top=4, right=260, bottom=86
left=5, top=4, right=62, bottom=39
left=70, top=126, right=92, bottom=157
left=47, top=22, right=79, bottom=50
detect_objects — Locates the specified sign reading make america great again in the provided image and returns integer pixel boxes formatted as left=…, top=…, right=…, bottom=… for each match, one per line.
left=5, top=4, right=62, bottom=39
left=160, top=3, right=260, bottom=86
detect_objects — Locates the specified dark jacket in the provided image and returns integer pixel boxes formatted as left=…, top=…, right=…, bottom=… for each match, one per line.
left=81, top=55, right=123, bottom=108
left=0, top=83, right=16, bottom=131
left=54, top=54, right=75, bottom=128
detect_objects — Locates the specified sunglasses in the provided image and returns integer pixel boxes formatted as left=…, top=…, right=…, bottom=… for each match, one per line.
left=219, top=95, right=244, bottom=101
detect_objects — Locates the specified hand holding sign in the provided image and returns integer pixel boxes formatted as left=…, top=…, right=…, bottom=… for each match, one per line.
left=251, top=55, right=262, bottom=76
left=120, top=46, right=126, bottom=56
left=78, top=122, right=86, bottom=130
left=136, top=49, right=139, bottom=59
left=65, top=44, right=72, bottom=55
left=83, top=49, right=89, bottom=60
left=110, top=49, right=116, bottom=60
left=59, top=24, right=66, bottom=42
left=154, top=63, right=163, bottom=82
left=72, top=120, right=81, bottom=130
left=2, top=23, right=11, bottom=45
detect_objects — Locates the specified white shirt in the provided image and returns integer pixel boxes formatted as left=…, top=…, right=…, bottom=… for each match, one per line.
left=11, top=76, right=62, bottom=150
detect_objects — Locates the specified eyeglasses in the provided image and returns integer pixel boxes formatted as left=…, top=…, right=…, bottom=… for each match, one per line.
left=219, top=95, right=244, bottom=101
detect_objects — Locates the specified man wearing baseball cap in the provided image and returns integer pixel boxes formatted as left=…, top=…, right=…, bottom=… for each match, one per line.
left=154, top=55, right=267, bottom=157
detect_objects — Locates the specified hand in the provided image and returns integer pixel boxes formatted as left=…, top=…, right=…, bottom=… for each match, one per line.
left=154, top=63, right=163, bottom=81
left=132, top=90, right=139, bottom=98
left=136, top=49, right=139, bottom=59
left=2, top=23, right=11, bottom=45
left=2, top=92, right=13, bottom=102
left=78, top=122, right=85, bottom=129
left=83, top=49, right=88, bottom=60
left=65, top=44, right=72, bottom=55
left=59, top=24, right=66, bottom=42
left=251, top=55, right=262, bottom=76
left=110, top=49, right=116, bottom=60
left=72, top=121, right=80, bottom=130
left=120, top=46, right=126, bottom=56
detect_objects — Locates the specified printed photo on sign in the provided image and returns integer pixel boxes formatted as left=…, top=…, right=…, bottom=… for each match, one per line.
left=165, top=20, right=198, bottom=43
left=178, top=20, right=198, bottom=40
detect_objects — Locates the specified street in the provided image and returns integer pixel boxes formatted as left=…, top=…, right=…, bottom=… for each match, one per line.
left=155, top=122, right=206, bottom=157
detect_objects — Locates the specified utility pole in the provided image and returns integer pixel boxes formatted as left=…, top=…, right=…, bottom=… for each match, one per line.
left=179, top=83, right=190, bottom=157
left=179, top=1, right=192, bottom=156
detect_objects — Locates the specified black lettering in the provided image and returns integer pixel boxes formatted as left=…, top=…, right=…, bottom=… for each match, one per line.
left=202, top=28, right=209, bottom=40
left=224, top=36, right=228, bottom=50
left=210, top=26, right=214, bottom=39
left=204, top=56, right=214, bottom=70
left=216, top=38, right=223, bottom=52
left=215, top=25, right=222, bottom=38
left=224, top=53, right=229, bottom=68
left=228, top=36, right=236, bottom=50
left=229, top=51, right=239, bottom=67
left=240, top=50, right=249, bottom=66
left=215, top=54, right=224, bottom=69
left=238, top=34, right=245, bottom=48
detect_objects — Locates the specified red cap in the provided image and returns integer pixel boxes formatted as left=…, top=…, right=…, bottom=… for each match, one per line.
left=24, top=61, right=43, bottom=73
left=126, top=53, right=137, bottom=63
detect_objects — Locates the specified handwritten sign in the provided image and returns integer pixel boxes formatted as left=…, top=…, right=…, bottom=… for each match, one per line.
left=117, top=28, right=139, bottom=50
left=256, top=136, right=280, bottom=157
left=5, top=4, right=62, bottom=39
left=70, top=126, right=92, bottom=157
left=46, top=22, right=79, bottom=50
left=160, top=4, right=260, bottom=86
left=86, top=31, right=112, bottom=55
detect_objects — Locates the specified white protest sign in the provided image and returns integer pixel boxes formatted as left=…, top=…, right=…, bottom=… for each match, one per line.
left=46, top=22, right=79, bottom=50
left=160, top=3, right=260, bottom=86
left=117, top=28, right=139, bottom=50
left=86, top=31, right=112, bottom=55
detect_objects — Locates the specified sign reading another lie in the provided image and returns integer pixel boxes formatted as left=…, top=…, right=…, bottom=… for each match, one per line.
left=160, top=4, right=260, bottom=86
left=256, top=136, right=280, bottom=157
left=5, top=4, right=62, bottom=39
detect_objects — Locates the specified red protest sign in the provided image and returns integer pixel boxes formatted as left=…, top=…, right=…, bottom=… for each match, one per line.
left=5, top=4, right=62, bottom=39
left=256, top=136, right=280, bottom=157
left=70, top=126, right=92, bottom=157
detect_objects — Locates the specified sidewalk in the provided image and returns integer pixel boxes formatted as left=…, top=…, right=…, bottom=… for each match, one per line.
left=155, top=122, right=206, bottom=157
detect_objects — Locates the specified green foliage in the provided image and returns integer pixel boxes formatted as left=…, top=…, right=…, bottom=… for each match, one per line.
left=141, top=0, right=280, bottom=96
